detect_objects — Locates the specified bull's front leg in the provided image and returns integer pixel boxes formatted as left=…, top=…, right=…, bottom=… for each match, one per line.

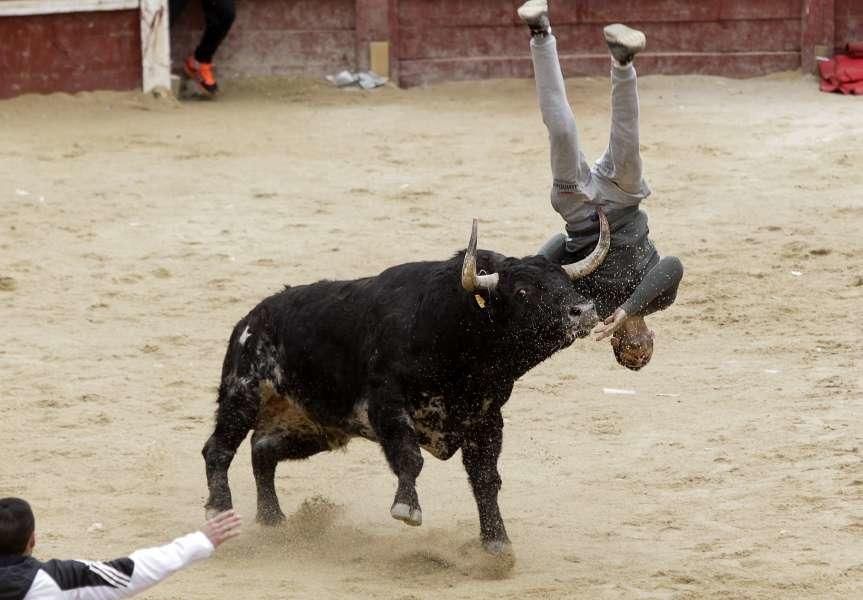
left=369, top=398, right=424, bottom=527
left=462, top=409, right=510, bottom=554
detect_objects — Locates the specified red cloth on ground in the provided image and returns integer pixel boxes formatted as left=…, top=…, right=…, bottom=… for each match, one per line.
left=819, top=46, right=863, bottom=95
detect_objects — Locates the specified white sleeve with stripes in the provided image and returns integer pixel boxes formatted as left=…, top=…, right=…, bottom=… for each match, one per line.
left=67, top=531, right=215, bottom=600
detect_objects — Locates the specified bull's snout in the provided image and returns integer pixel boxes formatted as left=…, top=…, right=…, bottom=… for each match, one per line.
left=568, top=302, right=599, bottom=338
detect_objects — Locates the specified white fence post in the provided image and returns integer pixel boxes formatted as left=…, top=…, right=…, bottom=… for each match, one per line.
left=140, top=0, right=171, bottom=93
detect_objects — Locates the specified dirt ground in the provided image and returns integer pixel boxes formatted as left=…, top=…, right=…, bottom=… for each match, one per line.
left=1, top=70, right=861, bottom=599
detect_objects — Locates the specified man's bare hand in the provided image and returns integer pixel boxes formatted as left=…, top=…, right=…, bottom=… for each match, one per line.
left=592, top=308, right=628, bottom=341
left=201, top=509, right=242, bottom=548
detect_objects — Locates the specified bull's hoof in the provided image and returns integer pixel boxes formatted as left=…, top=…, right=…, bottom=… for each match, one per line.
left=256, top=509, right=286, bottom=527
left=390, top=502, right=423, bottom=526
left=457, top=538, right=516, bottom=578
left=482, top=539, right=513, bottom=556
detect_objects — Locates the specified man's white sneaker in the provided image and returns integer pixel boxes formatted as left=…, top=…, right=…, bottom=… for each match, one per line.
left=603, top=24, right=646, bottom=65
left=517, top=0, right=550, bottom=37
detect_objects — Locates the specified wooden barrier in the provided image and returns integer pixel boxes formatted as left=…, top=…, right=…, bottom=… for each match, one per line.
left=170, top=0, right=358, bottom=79
left=0, top=0, right=170, bottom=99
left=1, top=0, right=860, bottom=97
left=399, top=0, right=805, bottom=86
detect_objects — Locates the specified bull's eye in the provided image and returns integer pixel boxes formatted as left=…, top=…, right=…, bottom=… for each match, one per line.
left=517, top=288, right=529, bottom=300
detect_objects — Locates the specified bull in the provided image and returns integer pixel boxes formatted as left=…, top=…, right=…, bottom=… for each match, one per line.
left=202, top=211, right=610, bottom=554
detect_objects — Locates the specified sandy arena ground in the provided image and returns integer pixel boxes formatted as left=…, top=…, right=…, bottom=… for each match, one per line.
left=1, top=71, right=861, bottom=599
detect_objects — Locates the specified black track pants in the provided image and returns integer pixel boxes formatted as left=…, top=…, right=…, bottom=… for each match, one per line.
left=170, top=0, right=236, bottom=63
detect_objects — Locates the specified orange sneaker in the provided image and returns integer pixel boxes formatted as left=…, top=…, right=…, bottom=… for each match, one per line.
left=184, top=56, right=219, bottom=94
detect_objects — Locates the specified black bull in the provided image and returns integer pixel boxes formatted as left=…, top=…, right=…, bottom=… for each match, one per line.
left=203, top=213, right=610, bottom=554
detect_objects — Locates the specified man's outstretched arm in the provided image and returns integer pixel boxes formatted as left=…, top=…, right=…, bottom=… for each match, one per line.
left=592, top=256, right=683, bottom=340
left=30, top=511, right=241, bottom=600
left=621, top=255, right=684, bottom=317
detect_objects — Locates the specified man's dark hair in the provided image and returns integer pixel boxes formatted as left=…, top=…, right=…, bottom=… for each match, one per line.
left=612, top=336, right=652, bottom=371
left=0, top=497, right=35, bottom=554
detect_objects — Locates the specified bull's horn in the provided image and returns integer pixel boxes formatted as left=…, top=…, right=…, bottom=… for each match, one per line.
left=562, top=207, right=611, bottom=280
left=461, top=219, right=500, bottom=293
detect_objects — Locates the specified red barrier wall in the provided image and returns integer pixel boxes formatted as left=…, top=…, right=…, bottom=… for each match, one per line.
left=0, top=10, right=141, bottom=99
left=398, top=0, right=806, bottom=86
left=171, top=0, right=357, bottom=78
left=0, top=1, right=860, bottom=98
left=836, top=0, right=863, bottom=48
left=170, top=0, right=860, bottom=88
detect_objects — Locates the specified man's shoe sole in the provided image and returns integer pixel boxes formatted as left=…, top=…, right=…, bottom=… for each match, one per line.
left=603, top=24, right=646, bottom=55
left=517, top=0, right=548, bottom=26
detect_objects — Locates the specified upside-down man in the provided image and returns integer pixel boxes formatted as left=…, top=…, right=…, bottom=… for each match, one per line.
left=518, top=0, right=684, bottom=370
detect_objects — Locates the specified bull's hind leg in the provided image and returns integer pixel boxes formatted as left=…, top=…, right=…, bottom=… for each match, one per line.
left=203, top=380, right=259, bottom=518
left=369, top=401, right=424, bottom=527
left=251, top=430, right=329, bottom=525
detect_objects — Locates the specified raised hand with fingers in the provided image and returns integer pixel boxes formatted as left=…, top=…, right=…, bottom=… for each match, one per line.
left=592, top=307, right=628, bottom=341
left=201, top=509, right=243, bottom=548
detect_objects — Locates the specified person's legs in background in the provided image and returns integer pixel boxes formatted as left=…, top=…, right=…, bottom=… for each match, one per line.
left=195, top=0, right=236, bottom=65
left=170, top=0, right=236, bottom=94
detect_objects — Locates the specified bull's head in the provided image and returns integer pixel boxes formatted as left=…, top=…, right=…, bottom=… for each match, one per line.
left=460, top=209, right=610, bottom=354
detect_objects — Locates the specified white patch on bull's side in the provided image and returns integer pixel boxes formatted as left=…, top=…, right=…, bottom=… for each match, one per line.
left=272, top=364, right=284, bottom=386
left=238, top=325, right=252, bottom=346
